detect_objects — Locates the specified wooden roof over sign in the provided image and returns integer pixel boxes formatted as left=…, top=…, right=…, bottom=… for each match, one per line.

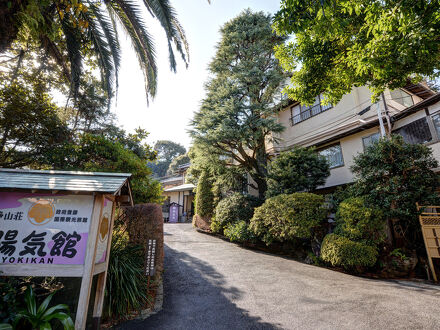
left=0, top=168, right=132, bottom=200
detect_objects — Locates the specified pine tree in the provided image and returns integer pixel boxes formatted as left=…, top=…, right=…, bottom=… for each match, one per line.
left=190, top=9, right=287, bottom=198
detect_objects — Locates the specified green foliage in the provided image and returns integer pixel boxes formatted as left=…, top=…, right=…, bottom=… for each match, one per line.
left=224, top=221, right=256, bottom=243
left=150, top=140, right=186, bottom=178
left=327, top=185, right=358, bottom=213
left=105, top=230, right=149, bottom=319
left=389, top=248, right=409, bottom=261
left=167, top=153, right=190, bottom=176
left=210, top=217, right=223, bottom=234
left=321, top=234, right=378, bottom=269
left=273, top=0, right=440, bottom=105
left=154, top=140, right=186, bottom=163
left=13, top=286, right=74, bottom=330
left=250, top=193, right=327, bottom=245
left=2, top=0, right=189, bottom=101
left=0, top=82, right=69, bottom=168
left=187, top=144, right=248, bottom=201
left=195, top=171, right=214, bottom=218
left=190, top=9, right=287, bottom=198
left=335, top=197, right=385, bottom=246
left=50, top=134, right=163, bottom=204
left=0, top=277, right=20, bottom=324
left=214, top=193, right=261, bottom=233
left=266, top=147, right=330, bottom=198
left=351, top=135, right=439, bottom=247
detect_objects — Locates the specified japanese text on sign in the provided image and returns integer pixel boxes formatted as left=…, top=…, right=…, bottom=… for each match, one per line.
left=0, top=192, right=94, bottom=265
left=145, top=239, right=156, bottom=276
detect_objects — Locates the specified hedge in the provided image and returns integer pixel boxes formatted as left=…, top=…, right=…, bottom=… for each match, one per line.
left=224, top=221, right=256, bottom=243
left=249, top=192, right=326, bottom=245
left=212, top=193, right=261, bottom=233
left=335, top=196, right=385, bottom=245
left=320, top=234, right=378, bottom=269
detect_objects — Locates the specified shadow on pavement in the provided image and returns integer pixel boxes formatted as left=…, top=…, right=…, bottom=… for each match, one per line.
left=118, top=245, right=281, bottom=330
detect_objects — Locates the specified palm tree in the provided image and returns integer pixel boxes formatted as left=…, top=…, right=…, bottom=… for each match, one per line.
left=0, top=0, right=189, bottom=102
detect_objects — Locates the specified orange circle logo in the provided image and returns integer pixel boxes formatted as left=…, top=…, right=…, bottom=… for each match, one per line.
left=99, top=213, right=110, bottom=241
left=28, top=200, right=55, bottom=225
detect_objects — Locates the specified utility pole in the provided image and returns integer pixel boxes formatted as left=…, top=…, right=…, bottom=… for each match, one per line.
left=377, top=102, right=386, bottom=137
left=381, top=92, right=392, bottom=137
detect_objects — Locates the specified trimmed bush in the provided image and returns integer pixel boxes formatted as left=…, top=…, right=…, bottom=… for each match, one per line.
left=266, top=147, right=330, bottom=198
left=195, top=171, right=214, bottom=218
left=321, top=233, right=378, bottom=269
left=214, top=193, right=261, bottom=232
left=250, top=193, right=326, bottom=245
left=210, top=217, right=223, bottom=233
left=224, top=221, right=256, bottom=243
left=335, top=197, right=385, bottom=245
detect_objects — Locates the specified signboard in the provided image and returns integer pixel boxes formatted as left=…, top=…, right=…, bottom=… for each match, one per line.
left=417, top=204, right=440, bottom=282
left=0, top=192, right=93, bottom=265
left=0, top=168, right=132, bottom=330
left=94, top=197, right=113, bottom=264
left=169, top=204, right=179, bottom=223
left=145, top=239, right=156, bottom=276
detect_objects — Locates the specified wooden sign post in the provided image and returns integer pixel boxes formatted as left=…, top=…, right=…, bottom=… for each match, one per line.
left=0, top=169, right=133, bottom=329
left=417, top=203, right=440, bottom=282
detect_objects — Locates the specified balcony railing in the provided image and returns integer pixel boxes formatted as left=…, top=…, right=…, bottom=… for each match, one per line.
left=289, top=103, right=332, bottom=126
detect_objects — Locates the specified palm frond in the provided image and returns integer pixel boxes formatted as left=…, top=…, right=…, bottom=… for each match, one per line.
left=107, top=0, right=157, bottom=100
left=84, top=4, right=119, bottom=105
left=89, top=4, right=121, bottom=92
left=143, top=0, right=189, bottom=70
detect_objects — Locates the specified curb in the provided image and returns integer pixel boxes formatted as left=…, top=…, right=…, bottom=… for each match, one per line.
left=137, top=278, right=164, bottom=320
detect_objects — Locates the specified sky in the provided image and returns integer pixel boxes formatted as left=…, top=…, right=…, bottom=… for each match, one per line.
left=113, top=0, right=281, bottom=150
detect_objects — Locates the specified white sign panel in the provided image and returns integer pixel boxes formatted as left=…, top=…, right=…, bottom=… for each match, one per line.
left=0, top=192, right=94, bottom=265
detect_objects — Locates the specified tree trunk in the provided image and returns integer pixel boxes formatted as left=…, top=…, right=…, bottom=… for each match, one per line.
left=252, top=138, right=268, bottom=199
left=0, top=0, right=26, bottom=53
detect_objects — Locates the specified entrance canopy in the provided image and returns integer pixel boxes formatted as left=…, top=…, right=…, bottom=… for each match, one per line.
left=164, top=183, right=195, bottom=192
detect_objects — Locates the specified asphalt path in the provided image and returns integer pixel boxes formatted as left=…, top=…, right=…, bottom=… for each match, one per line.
left=119, top=223, right=440, bottom=330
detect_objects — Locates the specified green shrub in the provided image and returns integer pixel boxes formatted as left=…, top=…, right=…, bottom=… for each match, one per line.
left=13, top=286, right=74, bottom=330
left=105, top=230, right=150, bottom=319
left=224, top=221, right=256, bottom=243
left=351, top=135, right=439, bottom=248
left=195, top=171, right=214, bottom=218
left=210, top=217, right=223, bottom=233
left=215, top=193, right=261, bottom=232
left=321, top=234, right=378, bottom=269
left=267, top=147, right=330, bottom=198
left=335, top=197, right=385, bottom=245
left=250, top=193, right=326, bottom=245
left=0, top=277, right=20, bottom=324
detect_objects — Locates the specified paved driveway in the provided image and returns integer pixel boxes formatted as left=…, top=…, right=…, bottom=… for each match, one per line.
left=120, top=223, right=440, bottom=330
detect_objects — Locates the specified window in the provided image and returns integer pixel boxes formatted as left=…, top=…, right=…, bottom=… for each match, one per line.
left=431, top=113, right=440, bottom=138
left=394, top=117, right=432, bottom=144
left=390, top=89, right=414, bottom=108
left=362, top=133, right=380, bottom=150
left=290, top=94, right=332, bottom=125
left=319, top=144, right=344, bottom=169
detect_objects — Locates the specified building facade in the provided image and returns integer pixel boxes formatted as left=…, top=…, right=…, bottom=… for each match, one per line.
left=269, top=84, right=439, bottom=191
left=160, top=163, right=195, bottom=222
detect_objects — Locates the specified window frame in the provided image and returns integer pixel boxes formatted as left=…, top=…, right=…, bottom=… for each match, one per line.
left=318, top=143, right=345, bottom=169
left=289, top=94, right=333, bottom=126
left=393, top=116, right=433, bottom=145
left=362, top=132, right=381, bottom=151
